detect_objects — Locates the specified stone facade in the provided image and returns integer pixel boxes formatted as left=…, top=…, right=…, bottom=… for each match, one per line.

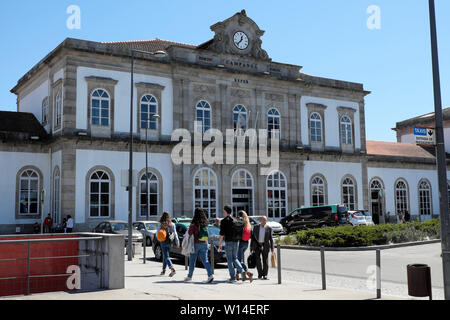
left=1, top=11, right=444, bottom=233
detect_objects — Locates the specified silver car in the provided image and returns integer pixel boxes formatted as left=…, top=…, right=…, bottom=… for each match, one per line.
left=248, top=216, right=285, bottom=235
left=93, top=220, right=143, bottom=245
left=133, top=221, right=160, bottom=246
left=348, top=211, right=375, bottom=226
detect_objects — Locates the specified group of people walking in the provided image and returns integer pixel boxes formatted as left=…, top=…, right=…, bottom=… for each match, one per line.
left=155, top=205, right=274, bottom=283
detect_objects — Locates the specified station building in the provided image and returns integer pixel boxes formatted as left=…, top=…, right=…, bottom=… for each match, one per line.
left=0, top=10, right=448, bottom=233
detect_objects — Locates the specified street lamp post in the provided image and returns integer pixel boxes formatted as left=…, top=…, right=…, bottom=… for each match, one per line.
left=128, top=49, right=167, bottom=261
left=428, top=0, right=450, bottom=300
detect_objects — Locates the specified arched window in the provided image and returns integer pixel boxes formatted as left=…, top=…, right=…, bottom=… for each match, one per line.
left=342, top=177, right=356, bottom=210
left=55, top=90, right=62, bottom=127
left=266, top=171, right=288, bottom=219
left=310, top=112, right=322, bottom=142
left=89, top=171, right=110, bottom=218
left=340, top=116, right=352, bottom=145
left=311, top=176, right=326, bottom=207
left=231, top=169, right=254, bottom=215
left=140, top=172, right=159, bottom=217
left=91, top=89, right=110, bottom=126
left=140, top=95, right=158, bottom=130
left=233, top=105, right=248, bottom=133
left=42, top=97, right=49, bottom=125
left=418, top=180, right=432, bottom=216
left=53, top=167, right=61, bottom=223
left=19, top=170, right=40, bottom=215
left=395, top=179, right=409, bottom=215
left=195, top=100, right=211, bottom=134
left=268, top=108, right=281, bottom=139
left=194, top=168, right=218, bottom=218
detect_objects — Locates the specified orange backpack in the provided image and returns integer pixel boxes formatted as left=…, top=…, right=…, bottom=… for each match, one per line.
left=157, top=228, right=167, bottom=242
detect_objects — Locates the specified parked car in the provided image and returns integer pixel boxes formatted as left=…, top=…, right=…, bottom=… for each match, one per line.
left=171, top=216, right=192, bottom=227
left=133, top=221, right=160, bottom=246
left=248, top=216, right=284, bottom=235
left=209, top=217, right=222, bottom=227
left=93, top=220, right=143, bottom=246
left=280, top=204, right=350, bottom=234
left=349, top=210, right=375, bottom=226
left=348, top=211, right=370, bottom=226
left=151, top=223, right=227, bottom=266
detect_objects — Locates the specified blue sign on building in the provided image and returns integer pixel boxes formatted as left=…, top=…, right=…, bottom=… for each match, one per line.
left=414, top=127, right=427, bottom=136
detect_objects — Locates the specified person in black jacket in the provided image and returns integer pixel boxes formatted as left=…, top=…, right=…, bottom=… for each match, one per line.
left=250, top=216, right=274, bottom=280
left=219, top=205, right=244, bottom=283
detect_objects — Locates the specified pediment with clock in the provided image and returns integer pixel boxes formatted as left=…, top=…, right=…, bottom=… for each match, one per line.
left=199, top=10, right=271, bottom=61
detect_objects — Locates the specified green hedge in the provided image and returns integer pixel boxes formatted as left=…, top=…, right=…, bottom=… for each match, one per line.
left=278, top=219, right=440, bottom=247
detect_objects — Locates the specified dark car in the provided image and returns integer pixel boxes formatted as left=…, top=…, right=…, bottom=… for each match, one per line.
left=280, top=204, right=350, bottom=233
left=93, top=220, right=143, bottom=246
left=151, top=223, right=227, bottom=266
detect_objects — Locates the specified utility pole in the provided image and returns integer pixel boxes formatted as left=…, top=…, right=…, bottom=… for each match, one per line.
left=428, top=0, right=450, bottom=300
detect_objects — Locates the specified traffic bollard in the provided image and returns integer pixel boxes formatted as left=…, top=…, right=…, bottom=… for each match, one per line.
left=210, top=239, right=215, bottom=275
left=321, top=246, right=326, bottom=290
left=143, top=238, right=146, bottom=264
left=277, top=244, right=281, bottom=284
left=376, top=249, right=381, bottom=299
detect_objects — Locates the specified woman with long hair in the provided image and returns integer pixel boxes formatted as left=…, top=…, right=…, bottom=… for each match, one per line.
left=237, top=210, right=254, bottom=282
left=158, top=211, right=179, bottom=277
left=185, top=208, right=214, bottom=283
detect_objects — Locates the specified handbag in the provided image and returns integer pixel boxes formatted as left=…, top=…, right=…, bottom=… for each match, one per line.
left=271, top=251, right=277, bottom=268
left=181, top=230, right=195, bottom=256
left=247, top=252, right=256, bottom=269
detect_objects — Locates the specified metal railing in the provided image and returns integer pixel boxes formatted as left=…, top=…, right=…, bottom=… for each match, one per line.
left=275, top=243, right=385, bottom=299
left=0, top=236, right=103, bottom=296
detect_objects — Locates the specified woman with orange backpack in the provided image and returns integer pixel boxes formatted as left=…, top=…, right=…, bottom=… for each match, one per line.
left=236, top=210, right=254, bottom=282
left=157, top=211, right=179, bottom=277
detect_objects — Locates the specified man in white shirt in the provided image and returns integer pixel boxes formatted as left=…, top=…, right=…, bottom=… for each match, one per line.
left=66, top=215, right=74, bottom=233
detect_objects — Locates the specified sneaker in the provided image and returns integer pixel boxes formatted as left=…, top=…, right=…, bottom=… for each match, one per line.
left=227, top=278, right=236, bottom=283
left=184, top=277, right=192, bottom=282
left=241, top=272, right=247, bottom=282
left=206, top=275, right=214, bottom=283
left=160, top=270, right=166, bottom=276
left=169, top=269, right=176, bottom=277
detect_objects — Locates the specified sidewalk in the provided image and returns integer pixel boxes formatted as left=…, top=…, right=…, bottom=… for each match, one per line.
left=2, top=254, right=408, bottom=300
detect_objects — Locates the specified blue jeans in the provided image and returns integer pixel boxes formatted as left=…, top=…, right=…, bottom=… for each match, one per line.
left=237, top=241, right=249, bottom=272
left=161, top=242, right=173, bottom=271
left=225, top=241, right=243, bottom=279
left=188, top=242, right=213, bottom=278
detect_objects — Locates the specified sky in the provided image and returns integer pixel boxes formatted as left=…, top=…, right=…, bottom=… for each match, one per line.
left=0, top=0, right=449, bottom=142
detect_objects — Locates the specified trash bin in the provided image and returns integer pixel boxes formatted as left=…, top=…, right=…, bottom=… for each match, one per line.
left=407, top=264, right=432, bottom=300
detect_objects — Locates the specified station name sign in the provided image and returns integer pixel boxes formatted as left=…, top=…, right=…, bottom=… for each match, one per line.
left=414, top=127, right=435, bottom=145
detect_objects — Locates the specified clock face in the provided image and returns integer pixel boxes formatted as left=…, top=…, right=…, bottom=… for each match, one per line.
left=233, top=31, right=249, bottom=50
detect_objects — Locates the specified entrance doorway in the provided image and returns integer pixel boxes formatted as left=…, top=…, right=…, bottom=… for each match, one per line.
left=231, top=170, right=254, bottom=216
left=370, top=178, right=385, bottom=224
left=232, top=188, right=253, bottom=216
